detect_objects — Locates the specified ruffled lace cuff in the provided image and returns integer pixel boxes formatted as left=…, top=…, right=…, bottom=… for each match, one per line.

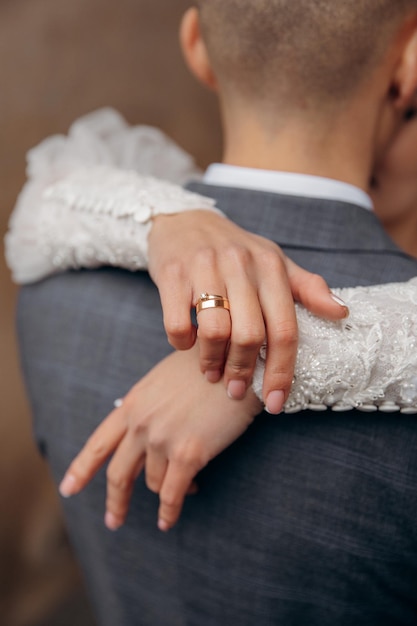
left=5, top=108, right=221, bottom=284
left=253, top=278, right=417, bottom=414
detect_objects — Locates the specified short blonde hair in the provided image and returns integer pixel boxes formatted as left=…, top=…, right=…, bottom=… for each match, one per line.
left=197, top=0, right=416, bottom=110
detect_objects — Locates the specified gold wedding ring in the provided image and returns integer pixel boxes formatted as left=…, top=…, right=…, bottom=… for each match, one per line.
left=195, top=293, right=230, bottom=315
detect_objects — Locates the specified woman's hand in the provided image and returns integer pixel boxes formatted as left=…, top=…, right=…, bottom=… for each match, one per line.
left=148, top=210, right=348, bottom=414
left=59, top=344, right=262, bottom=532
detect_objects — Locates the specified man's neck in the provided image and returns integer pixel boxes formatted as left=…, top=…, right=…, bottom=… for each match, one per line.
left=221, top=107, right=378, bottom=193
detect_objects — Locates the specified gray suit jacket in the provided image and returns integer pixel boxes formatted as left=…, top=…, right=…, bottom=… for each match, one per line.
left=18, top=185, right=417, bottom=626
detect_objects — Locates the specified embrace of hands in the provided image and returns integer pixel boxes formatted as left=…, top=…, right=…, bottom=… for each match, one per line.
left=59, top=113, right=417, bottom=532
left=59, top=213, right=345, bottom=531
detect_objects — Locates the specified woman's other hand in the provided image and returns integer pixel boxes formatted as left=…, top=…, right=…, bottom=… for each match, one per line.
left=59, top=344, right=262, bottom=532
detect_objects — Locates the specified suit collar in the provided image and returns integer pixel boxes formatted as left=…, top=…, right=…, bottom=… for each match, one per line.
left=187, top=181, right=404, bottom=256
left=204, top=163, right=373, bottom=212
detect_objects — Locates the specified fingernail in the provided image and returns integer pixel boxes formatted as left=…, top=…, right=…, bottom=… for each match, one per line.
left=330, top=292, right=350, bottom=317
left=265, top=390, right=285, bottom=415
left=227, top=380, right=247, bottom=400
left=206, top=369, right=221, bottom=383
left=59, top=474, right=76, bottom=498
left=158, top=518, right=170, bottom=532
left=105, top=512, right=122, bottom=531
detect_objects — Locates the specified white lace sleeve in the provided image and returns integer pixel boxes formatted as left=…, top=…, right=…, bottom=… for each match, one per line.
left=5, top=108, right=221, bottom=284
left=252, top=278, right=417, bottom=414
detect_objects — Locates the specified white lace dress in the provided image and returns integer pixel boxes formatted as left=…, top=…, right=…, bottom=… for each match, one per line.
left=5, top=108, right=417, bottom=414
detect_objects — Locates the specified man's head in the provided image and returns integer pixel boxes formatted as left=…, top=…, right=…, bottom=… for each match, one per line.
left=180, top=1, right=417, bottom=185
left=186, top=1, right=417, bottom=114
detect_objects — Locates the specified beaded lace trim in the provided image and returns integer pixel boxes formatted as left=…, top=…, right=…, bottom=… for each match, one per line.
left=43, top=166, right=216, bottom=222
left=253, top=279, right=417, bottom=413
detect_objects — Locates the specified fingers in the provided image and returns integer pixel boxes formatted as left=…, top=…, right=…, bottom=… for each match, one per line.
left=257, top=261, right=298, bottom=414
left=222, top=280, right=266, bottom=400
left=196, top=306, right=231, bottom=382
left=184, top=279, right=230, bottom=381
left=60, top=410, right=199, bottom=533
left=105, top=435, right=146, bottom=530
left=157, top=462, right=197, bottom=532
left=258, top=259, right=349, bottom=413
left=191, top=250, right=232, bottom=379
left=285, top=260, right=349, bottom=320
left=220, top=247, right=298, bottom=410
left=196, top=244, right=268, bottom=395
left=106, top=442, right=200, bottom=532
left=106, top=433, right=201, bottom=532
left=145, top=446, right=168, bottom=494
left=157, top=262, right=197, bottom=350
left=151, top=210, right=348, bottom=416
left=59, top=409, right=126, bottom=497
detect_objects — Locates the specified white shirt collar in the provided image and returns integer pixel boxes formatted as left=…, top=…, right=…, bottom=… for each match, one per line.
left=203, top=163, right=373, bottom=211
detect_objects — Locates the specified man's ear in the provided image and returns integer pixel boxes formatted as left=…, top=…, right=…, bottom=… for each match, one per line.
left=391, top=28, right=417, bottom=111
left=179, top=7, right=218, bottom=91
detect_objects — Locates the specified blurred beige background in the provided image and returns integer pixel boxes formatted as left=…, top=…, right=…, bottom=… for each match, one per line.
left=0, top=1, right=221, bottom=624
